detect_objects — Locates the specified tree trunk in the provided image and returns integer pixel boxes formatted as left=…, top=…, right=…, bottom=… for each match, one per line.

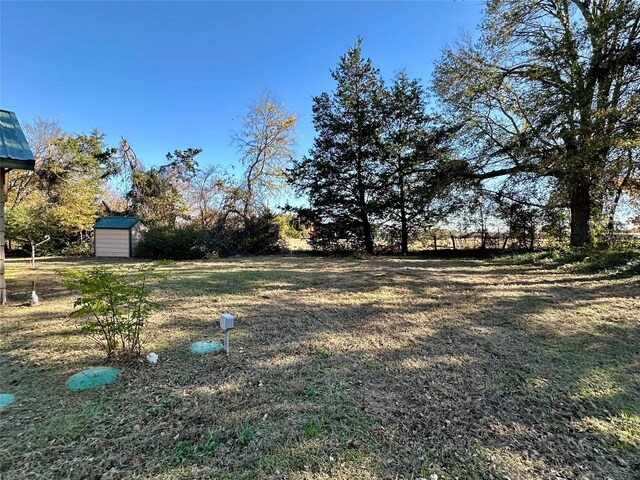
left=356, top=178, right=374, bottom=254
left=479, top=206, right=487, bottom=250
left=399, top=172, right=408, bottom=255
left=361, top=212, right=374, bottom=254
left=355, top=158, right=374, bottom=254
left=529, top=225, right=535, bottom=251
left=243, top=165, right=255, bottom=227
left=243, top=184, right=252, bottom=225
left=569, top=180, right=591, bottom=247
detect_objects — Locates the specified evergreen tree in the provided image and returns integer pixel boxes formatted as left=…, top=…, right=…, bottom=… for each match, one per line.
left=382, top=71, right=456, bottom=254
left=291, top=38, right=386, bottom=253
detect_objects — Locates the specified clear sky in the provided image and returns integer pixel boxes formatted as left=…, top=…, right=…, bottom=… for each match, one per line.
left=1, top=1, right=483, bottom=176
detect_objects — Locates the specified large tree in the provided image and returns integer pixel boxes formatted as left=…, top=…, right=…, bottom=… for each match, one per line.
left=124, top=147, right=201, bottom=227
left=6, top=126, right=119, bottom=249
left=382, top=71, right=458, bottom=254
left=291, top=38, right=386, bottom=253
left=187, top=165, right=239, bottom=229
left=8, top=118, right=62, bottom=211
left=434, top=0, right=640, bottom=246
left=233, top=91, right=297, bottom=224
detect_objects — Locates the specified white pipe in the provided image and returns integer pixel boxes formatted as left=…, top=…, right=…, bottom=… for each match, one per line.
left=224, top=329, right=230, bottom=354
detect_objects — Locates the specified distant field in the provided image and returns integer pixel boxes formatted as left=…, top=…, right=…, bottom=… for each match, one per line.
left=285, top=237, right=312, bottom=251
left=1, top=255, right=638, bottom=479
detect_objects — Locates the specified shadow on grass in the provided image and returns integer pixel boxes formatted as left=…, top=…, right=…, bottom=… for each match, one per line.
left=148, top=263, right=640, bottom=477
left=1, top=256, right=639, bottom=479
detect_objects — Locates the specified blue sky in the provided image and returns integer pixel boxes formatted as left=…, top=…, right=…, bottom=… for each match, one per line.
left=1, top=1, right=483, bottom=176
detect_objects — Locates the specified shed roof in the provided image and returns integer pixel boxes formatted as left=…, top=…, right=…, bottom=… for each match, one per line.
left=0, top=110, right=35, bottom=170
left=93, top=217, right=141, bottom=230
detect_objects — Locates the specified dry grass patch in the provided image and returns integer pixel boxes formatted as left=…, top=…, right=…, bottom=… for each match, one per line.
left=1, top=255, right=638, bottom=479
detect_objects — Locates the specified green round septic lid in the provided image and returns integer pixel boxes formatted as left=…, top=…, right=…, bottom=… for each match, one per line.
left=190, top=341, right=224, bottom=354
left=0, top=393, right=15, bottom=408
left=66, top=367, right=121, bottom=391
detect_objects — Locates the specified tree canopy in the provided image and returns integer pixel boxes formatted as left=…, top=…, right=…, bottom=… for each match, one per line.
left=434, top=0, right=640, bottom=246
left=233, top=91, right=297, bottom=223
left=292, top=39, right=458, bottom=253
left=291, top=39, right=387, bottom=253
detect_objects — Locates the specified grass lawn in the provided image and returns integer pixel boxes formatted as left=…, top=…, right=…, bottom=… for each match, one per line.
left=1, top=255, right=639, bottom=479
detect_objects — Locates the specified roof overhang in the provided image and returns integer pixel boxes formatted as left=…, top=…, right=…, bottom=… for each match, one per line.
left=0, top=158, right=36, bottom=170
left=93, top=216, right=142, bottom=229
left=0, top=110, right=36, bottom=171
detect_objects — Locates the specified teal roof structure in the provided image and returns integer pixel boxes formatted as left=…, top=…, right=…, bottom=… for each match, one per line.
left=0, top=110, right=35, bottom=170
left=93, top=216, right=141, bottom=230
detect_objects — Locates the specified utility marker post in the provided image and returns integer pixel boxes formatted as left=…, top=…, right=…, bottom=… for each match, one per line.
left=220, top=313, right=235, bottom=354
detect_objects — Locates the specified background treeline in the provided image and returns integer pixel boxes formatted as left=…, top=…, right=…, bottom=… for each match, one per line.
left=291, top=0, right=640, bottom=254
left=5, top=0, right=640, bottom=258
left=6, top=91, right=300, bottom=259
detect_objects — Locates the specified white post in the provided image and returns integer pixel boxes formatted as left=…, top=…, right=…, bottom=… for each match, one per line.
left=220, top=313, right=234, bottom=354
left=30, top=280, right=39, bottom=307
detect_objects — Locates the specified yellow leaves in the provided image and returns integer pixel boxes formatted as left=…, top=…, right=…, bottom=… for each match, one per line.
left=50, top=179, right=102, bottom=231
left=613, top=137, right=640, bottom=149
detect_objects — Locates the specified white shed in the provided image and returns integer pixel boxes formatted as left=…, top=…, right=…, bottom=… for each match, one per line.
left=93, top=217, right=146, bottom=258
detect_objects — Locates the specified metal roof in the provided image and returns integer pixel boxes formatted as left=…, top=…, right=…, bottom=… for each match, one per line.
left=0, top=110, right=35, bottom=170
left=93, top=216, right=141, bottom=230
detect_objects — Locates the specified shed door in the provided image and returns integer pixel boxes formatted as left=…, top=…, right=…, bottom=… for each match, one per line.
left=95, top=229, right=130, bottom=257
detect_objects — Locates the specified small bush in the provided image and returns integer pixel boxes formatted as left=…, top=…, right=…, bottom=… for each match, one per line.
left=60, top=263, right=166, bottom=359
left=61, top=241, right=93, bottom=257
left=208, top=211, right=283, bottom=257
left=136, top=225, right=207, bottom=260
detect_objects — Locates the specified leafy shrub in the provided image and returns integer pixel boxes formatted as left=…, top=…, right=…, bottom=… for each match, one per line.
left=135, top=213, right=283, bottom=259
left=136, top=225, right=207, bottom=260
left=61, top=241, right=93, bottom=257
left=60, top=263, right=166, bottom=359
left=208, top=211, right=283, bottom=257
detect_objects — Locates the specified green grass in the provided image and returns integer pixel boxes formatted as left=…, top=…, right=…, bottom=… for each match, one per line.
left=301, top=422, right=322, bottom=439
left=310, top=347, right=332, bottom=358
left=495, top=246, right=640, bottom=275
left=1, top=255, right=639, bottom=479
left=235, top=424, right=256, bottom=446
